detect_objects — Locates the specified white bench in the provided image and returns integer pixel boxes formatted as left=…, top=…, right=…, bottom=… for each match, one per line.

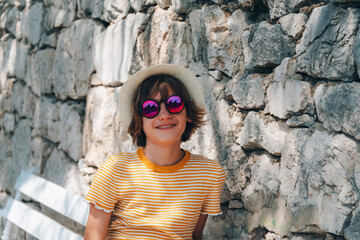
left=0, top=167, right=89, bottom=240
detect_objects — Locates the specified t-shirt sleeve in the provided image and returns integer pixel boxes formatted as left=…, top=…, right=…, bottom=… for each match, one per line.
left=201, top=164, right=226, bottom=216
left=85, top=156, right=119, bottom=212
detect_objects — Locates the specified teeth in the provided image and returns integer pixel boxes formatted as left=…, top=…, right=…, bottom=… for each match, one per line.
left=158, top=125, right=173, bottom=129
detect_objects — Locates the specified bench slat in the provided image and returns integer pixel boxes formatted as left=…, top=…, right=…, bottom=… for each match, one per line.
left=2, top=198, right=83, bottom=240
left=15, top=170, right=89, bottom=226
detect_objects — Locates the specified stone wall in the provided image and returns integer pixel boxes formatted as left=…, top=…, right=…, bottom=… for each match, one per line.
left=0, top=0, right=359, bottom=239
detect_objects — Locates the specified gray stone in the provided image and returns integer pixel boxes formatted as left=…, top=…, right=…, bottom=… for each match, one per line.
left=77, top=0, right=131, bottom=23
left=265, top=58, right=313, bottom=119
left=39, top=32, right=57, bottom=48
left=0, top=6, right=22, bottom=39
left=21, top=2, right=43, bottom=45
left=14, top=41, right=29, bottom=80
left=83, top=86, right=134, bottom=168
left=90, top=73, right=102, bottom=86
left=238, top=0, right=256, bottom=11
left=239, top=112, right=288, bottom=156
left=242, top=154, right=280, bottom=212
left=208, top=70, right=222, bottom=81
left=11, top=119, right=32, bottom=190
left=204, top=205, right=250, bottom=239
left=1, top=39, right=17, bottom=77
left=33, top=97, right=60, bottom=143
left=265, top=79, right=313, bottom=119
left=246, top=196, right=292, bottom=236
left=296, top=5, right=359, bottom=81
left=134, top=7, right=190, bottom=71
left=2, top=113, right=14, bottom=133
left=78, top=158, right=97, bottom=176
left=156, top=0, right=172, bottom=9
left=42, top=148, right=86, bottom=195
left=12, top=82, right=36, bottom=119
left=227, top=208, right=247, bottom=227
left=265, top=232, right=283, bottom=240
left=189, top=6, right=246, bottom=77
left=354, top=28, right=360, bottom=78
left=43, top=0, right=76, bottom=30
left=172, top=0, right=195, bottom=14
left=28, top=49, right=55, bottom=96
left=58, top=102, right=84, bottom=162
left=267, top=0, right=307, bottom=19
left=280, top=129, right=359, bottom=235
left=286, top=114, right=315, bottom=127
left=344, top=205, right=360, bottom=240
left=0, top=92, right=12, bottom=118
left=95, top=13, right=146, bottom=86
left=211, top=141, right=246, bottom=197
left=29, top=136, right=54, bottom=172
left=225, top=74, right=265, bottom=109
left=273, top=57, right=302, bottom=82
left=242, top=22, right=295, bottom=69
left=52, top=19, right=103, bottom=100
left=314, top=83, right=360, bottom=140
left=229, top=200, right=244, bottom=209
left=0, top=130, right=12, bottom=191
left=130, top=0, right=156, bottom=12
left=279, top=13, right=307, bottom=39
left=6, top=0, right=29, bottom=8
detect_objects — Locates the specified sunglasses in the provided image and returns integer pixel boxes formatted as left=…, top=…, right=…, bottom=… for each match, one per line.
left=140, top=95, right=185, bottom=118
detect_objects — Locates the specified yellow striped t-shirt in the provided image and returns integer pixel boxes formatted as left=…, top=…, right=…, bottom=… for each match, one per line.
left=85, top=148, right=226, bottom=240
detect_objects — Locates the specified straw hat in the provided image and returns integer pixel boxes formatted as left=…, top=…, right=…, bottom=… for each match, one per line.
left=119, top=64, right=206, bottom=130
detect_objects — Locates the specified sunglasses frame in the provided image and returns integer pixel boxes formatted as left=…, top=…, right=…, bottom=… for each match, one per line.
left=139, top=95, right=185, bottom=119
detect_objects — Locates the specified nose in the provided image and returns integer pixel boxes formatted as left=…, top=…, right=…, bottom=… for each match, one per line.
left=158, top=103, right=171, bottom=120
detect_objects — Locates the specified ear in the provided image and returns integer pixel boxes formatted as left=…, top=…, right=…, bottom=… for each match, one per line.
left=186, top=117, right=192, bottom=123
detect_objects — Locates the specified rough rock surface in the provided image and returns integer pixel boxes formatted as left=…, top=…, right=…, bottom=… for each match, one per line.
left=189, top=6, right=249, bottom=77
left=82, top=86, right=133, bottom=167
left=314, top=82, right=360, bottom=140
left=296, top=5, right=359, bottom=81
left=279, top=129, right=359, bottom=235
left=21, top=2, right=43, bottom=45
left=279, top=13, right=307, bottom=39
left=77, top=0, right=131, bottom=22
left=52, top=20, right=103, bottom=100
left=344, top=205, right=360, bottom=240
left=58, top=102, right=84, bottom=162
left=42, top=148, right=85, bottom=195
left=33, top=96, right=60, bottom=142
left=95, top=13, right=147, bottom=86
left=267, top=0, right=307, bottom=19
left=225, top=74, right=265, bottom=109
left=242, top=22, right=295, bottom=69
left=239, top=112, right=288, bottom=156
left=134, top=7, right=191, bottom=71
left=27, top=49, right=55, bottom=96
left=43, top=0, right=77, bottom=30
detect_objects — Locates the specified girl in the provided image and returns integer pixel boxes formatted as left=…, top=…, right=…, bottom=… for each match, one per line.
left=84, top=64, right=226, bottom=240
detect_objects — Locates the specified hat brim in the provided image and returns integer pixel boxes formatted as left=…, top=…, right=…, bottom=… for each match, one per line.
left=119, top=64, right=206, bottom=130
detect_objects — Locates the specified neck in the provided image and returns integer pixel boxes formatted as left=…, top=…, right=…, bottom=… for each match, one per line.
left=143, top=142, right=184, bottom=166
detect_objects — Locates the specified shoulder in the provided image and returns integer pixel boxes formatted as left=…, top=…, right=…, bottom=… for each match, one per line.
left=188, top=152, right=225, bottom=177
left=100, top=150, right=139, bottom=171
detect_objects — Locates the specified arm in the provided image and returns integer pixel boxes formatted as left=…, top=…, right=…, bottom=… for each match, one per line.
left=192, top=214, right=208, bottom=240
left=84, top=203, right=112, bottom=240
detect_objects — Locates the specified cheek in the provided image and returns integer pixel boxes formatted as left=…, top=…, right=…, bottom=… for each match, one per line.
left=142, top=118, right=151, bottom=134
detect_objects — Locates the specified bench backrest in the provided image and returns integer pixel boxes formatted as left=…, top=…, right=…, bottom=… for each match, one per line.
left=0, top=169, right=89, bottom=240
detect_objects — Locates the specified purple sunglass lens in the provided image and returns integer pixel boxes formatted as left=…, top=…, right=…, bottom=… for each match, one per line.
left=142, top=100, right=159, bottom=118
left=167, top=96, right=184, bottom=113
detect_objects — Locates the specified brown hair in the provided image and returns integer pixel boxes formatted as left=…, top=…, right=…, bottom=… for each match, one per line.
left=128, top=75, right=207, bottom=147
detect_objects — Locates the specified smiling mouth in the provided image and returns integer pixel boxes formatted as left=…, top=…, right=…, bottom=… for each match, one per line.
left=156, top=124, right=176, bottom=129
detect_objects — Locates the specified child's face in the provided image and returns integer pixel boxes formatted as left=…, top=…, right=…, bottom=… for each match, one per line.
left=142, top=89, right=189, bottom=148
